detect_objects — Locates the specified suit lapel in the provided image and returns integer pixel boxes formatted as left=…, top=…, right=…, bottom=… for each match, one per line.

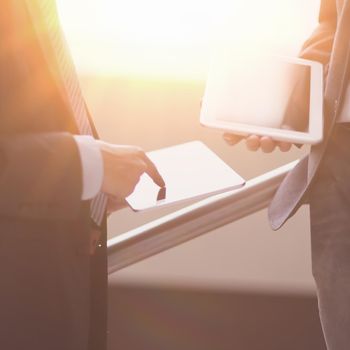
left=24, top=1, right=63, bottom=94
left=24, top=0, right=81, bottom=134
left=25, top=0, right=100, bottom=138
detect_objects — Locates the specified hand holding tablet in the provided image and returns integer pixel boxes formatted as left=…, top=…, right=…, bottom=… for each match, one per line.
left=200, top=55, right=324, bottom=149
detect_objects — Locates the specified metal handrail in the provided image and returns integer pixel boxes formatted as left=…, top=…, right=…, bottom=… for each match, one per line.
left=107, top=160, right=298, bottom=275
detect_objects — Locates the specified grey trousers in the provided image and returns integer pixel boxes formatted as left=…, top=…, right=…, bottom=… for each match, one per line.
left=309, top=124, right=350, bottom=350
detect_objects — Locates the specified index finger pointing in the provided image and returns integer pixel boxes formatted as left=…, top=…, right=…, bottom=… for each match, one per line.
left=142, top=155, right=166, bottom=188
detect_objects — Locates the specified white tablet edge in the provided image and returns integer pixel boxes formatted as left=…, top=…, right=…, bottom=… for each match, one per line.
left=129, top=181, right=245, bottom=212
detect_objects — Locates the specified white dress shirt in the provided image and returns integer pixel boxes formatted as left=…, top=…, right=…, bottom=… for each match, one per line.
left=73, top=136, right=103, bottom=200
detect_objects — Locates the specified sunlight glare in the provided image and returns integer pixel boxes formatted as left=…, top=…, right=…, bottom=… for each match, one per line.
left=57, top=0, right=319, bottom=78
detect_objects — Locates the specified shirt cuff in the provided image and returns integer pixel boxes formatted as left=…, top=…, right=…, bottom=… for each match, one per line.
left=73, top=135, right=103, bottom=200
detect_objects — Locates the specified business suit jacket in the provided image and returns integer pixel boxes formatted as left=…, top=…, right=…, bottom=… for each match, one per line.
left=0, top=1, right=107, bottom=350
left=269, top=0, right=350, bottom=229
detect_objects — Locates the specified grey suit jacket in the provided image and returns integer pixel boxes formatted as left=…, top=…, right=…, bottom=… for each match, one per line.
left=0, top=1, right=107, bottom=349
left=269, top=0, right=350, bottom=229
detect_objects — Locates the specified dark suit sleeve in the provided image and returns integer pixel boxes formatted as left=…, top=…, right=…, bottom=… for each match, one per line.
left=300, top=0, right=337, bottom=64
left=283, top=0, right=337, bottom=131
left=0, top=132, right=83, bottom=220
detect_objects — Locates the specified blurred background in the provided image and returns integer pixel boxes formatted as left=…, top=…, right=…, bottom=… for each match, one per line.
left=57, top=0, right=325, bottom=348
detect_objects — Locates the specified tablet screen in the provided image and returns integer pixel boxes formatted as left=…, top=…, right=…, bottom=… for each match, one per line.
left=218, top=61, right=310, bottom=131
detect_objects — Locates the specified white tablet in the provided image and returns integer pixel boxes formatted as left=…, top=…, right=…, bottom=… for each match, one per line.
left=200, top=55, right=323, bottom=144
left=126, top=141, right=245, bottom=211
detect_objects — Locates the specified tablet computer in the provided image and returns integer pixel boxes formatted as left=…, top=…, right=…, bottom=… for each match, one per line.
left=126, top=141, right=245, bottom=211
left=200, top=55, right=323, bottom=144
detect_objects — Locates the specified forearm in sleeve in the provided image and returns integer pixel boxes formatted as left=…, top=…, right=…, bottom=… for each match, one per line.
left=299, top=0, right=336, bottom=68
left=284, top=0, right=336, bottom=131
left=0, top=132, right=83, bottom=220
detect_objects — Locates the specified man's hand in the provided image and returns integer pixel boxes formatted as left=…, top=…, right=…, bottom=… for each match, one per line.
left=96, top=141, right=165, bottom=198
left=222, top=124, right=298, bottom=153
left=223, top=133, right=293, bottom=153
left=107, top=196, right=128, bottom=214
